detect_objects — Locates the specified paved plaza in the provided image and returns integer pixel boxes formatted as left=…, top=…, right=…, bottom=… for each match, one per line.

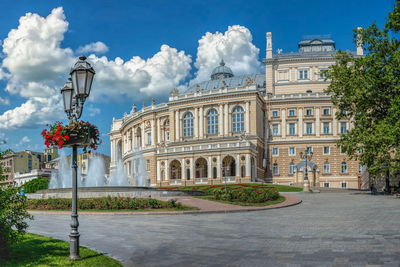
left=28, top=192, right=400, bottom=267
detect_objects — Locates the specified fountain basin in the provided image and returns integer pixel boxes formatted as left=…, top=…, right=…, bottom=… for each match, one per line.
left=28, top=186, right=204, bottom=199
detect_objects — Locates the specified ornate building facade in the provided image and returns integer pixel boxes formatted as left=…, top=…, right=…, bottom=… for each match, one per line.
left=110, top=32, right=365, bottom=189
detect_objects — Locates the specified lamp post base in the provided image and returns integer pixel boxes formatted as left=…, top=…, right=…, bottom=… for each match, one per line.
left=303, top=180, right=311, bottom=192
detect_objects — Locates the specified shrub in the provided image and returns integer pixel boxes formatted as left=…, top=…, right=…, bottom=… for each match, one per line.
left=212, top=187, right=279, bottom=203
left=21, top=177, right=49, bottom=193
left=26, top=197, right=186, bottom=210
left=0, top=186, right=32, bottom=262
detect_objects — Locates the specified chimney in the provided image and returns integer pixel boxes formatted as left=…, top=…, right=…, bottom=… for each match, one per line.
left=356, top=27, right=363, bottom=56
left=266, top=32, right=272, bottom=59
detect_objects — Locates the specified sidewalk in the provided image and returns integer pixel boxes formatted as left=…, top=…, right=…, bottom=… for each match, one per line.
left=28, top=194, right=302, bottom=216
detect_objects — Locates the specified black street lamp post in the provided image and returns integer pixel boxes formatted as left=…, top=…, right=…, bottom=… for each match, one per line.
left=300, top=149, right=313, bottom=192
left=60, top=56, right=95, bottom=260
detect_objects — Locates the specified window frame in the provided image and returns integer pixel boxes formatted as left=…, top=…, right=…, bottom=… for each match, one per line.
left=232, top=106, right=245, bottom=133
left=206, top=108, right=219, bottom=135
left=183, top=112, right=194, bottom=137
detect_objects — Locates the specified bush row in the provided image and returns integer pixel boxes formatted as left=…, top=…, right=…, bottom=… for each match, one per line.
left=27, top=197, right=184, bottom=210
left=212, top=187, right=280, bottom=203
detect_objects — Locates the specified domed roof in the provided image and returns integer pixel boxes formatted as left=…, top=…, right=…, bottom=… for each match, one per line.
left=211, top=59, right=234, bottom=80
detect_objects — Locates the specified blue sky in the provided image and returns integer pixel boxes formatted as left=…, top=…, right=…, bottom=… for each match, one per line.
left=0, top=0, right=395, bottom=156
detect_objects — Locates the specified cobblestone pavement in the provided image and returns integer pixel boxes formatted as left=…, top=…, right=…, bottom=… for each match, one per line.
left=28, top=192, right=400, bottom=267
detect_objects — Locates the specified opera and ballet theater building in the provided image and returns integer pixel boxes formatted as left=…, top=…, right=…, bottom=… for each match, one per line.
left=110, top=32, right=365, bottom=189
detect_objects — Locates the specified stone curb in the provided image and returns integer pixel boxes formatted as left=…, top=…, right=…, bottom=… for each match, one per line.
left=28, top=194, right=302, bottom=216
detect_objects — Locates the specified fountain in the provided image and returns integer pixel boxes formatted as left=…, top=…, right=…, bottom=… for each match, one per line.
left=30, top=148, right=203, bottom=199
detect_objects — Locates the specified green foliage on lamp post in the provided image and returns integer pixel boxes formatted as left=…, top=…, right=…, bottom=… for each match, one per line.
left=0, top=186, right=32, bottom=262
left=324, top=3, right=400, bottom=178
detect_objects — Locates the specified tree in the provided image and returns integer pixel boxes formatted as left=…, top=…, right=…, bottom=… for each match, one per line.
left=325, top=3, right=400, bottom=189
left=0, top=186, right=32, bottom=261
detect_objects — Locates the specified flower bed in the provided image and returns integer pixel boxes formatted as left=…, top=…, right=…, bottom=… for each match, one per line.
left=41, top=121, right=101, bottom=150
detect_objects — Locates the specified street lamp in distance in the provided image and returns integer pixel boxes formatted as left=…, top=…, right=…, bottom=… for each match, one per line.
left=300, top=149, right=313, bottom=192
left=60, top=56, right=95, bottom=260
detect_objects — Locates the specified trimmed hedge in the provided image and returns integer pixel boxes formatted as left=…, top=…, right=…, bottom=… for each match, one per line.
left=22, top=177, right=49, bottom=193
left=212, top=187, right=279, bottom=203
left=27, top=197, right=185, bottom=210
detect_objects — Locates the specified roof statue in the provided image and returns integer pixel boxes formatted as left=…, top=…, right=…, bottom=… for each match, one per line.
left=245, top=77, right=255, bottom=85
left=170, top=87, right=179, bottom=96
left=195, top=84, right=201, bottom=93
left=130, top=104, right=137, bottom=114
left=151, top=97, right=155, bottom=106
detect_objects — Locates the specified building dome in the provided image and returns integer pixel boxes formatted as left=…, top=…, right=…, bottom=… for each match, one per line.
left=210, top=59, right=234, bottom=80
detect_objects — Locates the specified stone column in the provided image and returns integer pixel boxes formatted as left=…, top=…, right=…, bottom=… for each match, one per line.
left=207, top=156, right=212, bottom=179
left=246, top=101, right=250, bottom=134
left=224, top=104, right=229, bottom=135
left=333, top=107, right=338, bottom=136
left=194, top=108, right=198, bottom=138
left=181, top=158, right=186, bottom=180
left=165, top=161, right=170, bottom=181
left=245, top=154, right=251, bottom=177
left=157, top=118, right=161, bottom=144
left=298, top=108, right=303, bottom=137
left=281, top=109, right=286, bottom=138
left=110, top=139, right=114, bottom=163
left=151, top=120, right=156, bottom=145
left=190, top=158, right=194, bottom=180
left=156, top=161, right=161, bottom=181
left=175, top=110, right=180, bottom=141
left=199, top=106, right=204, bottom=138
left=316, top=107, right=320, bottom=137
left=236, top=154, right=240, bottom=178
left=217, top=155, right=222, bottom=178
left=219, top=105, right=224, bottom=136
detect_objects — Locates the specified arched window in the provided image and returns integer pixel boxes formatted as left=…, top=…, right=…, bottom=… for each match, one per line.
left=213, top=167, right=217, bottom=178
left=47, top=155, right=52, bottom=162
left=232, top=106, right=244, bottom=133
left=289, top=162, right=295, bottom=175
left=183, top=112, right=194, bottom=137
left=273, top=163, right=279, bottom=175
left=341, top=162, right=348, bottom=174
left=207, top=109, right=218, bottom=134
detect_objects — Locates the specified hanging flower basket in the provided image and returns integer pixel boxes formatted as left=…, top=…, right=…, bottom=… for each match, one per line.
left=41, top=121, right=101, bottom=150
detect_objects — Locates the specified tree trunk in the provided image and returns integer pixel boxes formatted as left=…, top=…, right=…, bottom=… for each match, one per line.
left=385, top=169, right=391, bottom=194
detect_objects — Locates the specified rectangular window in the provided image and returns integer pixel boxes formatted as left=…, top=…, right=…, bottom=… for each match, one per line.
left=299, top=69, right=309, bottom=80
left=324, top=182, right=330, bottom=188
left=341, top=182, right=347, bottom=189
left=306, top=108, right=313, bottom=116
left=323, top=162, right=330, bottom=174
left=323, top=122, right=330, bottom=134
left=278, top=70, right=289, bottom=81
left=340, top=122, right=348, bottom=134
left=272, top=124, right=279, bottom=136
left=319, top=68, right=328, bottom=80
left=273, top=164, right=279, bottom=175
left=272, top=110, right=279, bottom=118
left=323, top=108, right=330, bottom=116
left=323, top=146, right=330, bottom=155
left=288, top=147, right=296, bottom=156
left=306, top=123, right=313, bottom=135
left=341, top=162, right=348, bottom=174
left=289, top=123, right=296, bottom=136
left=288, top=109, right=296, bottom=117
left=147, top=132, right=152, bottom=145
left=289, top=163, right=295, bottom=175
left=146, top=160, right=150, bottom=171
left=272, top=148, right=279, bottom=156
left=306, top=146, right=313, bottom=153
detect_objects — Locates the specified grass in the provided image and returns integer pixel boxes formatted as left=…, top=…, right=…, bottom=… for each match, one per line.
left=196, top=195, right=286, bottom=206
left=161, top=183, right=303, bottom=192
left=2, top=233, right=122, bottom=267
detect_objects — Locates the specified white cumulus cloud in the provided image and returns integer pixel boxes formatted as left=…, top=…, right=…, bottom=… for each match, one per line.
left=77, top=41, right=109, bottom=54
left=191, top=25, right=262, bottom=85
left=0, top=7, right=192, bottom=129
left=88, top=44, right=192, bottom=101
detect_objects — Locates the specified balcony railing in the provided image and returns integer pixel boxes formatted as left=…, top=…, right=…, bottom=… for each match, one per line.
left=169, top=179, right=182, bottom=185
left=195, top=178, right=208, bottom=184
left=222, top=176, right=236, bottom=183
left=157, top=141, right=256, bottom=154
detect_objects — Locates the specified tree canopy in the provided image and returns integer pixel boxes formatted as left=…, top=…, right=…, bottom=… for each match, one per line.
left=325, top=3, right=400, bottom=176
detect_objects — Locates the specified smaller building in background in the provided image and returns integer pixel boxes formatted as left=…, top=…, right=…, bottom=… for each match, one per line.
left=0, top=150, right=44, bottom=185
left=13, top=169, right=52, bottom=187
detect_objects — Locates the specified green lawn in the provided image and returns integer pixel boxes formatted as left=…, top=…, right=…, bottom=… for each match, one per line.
left=161, top=183, right=303, bottom=192
left=197, top=195, right=286, bottom=206
left=3, top=233, right=121, bottom=267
